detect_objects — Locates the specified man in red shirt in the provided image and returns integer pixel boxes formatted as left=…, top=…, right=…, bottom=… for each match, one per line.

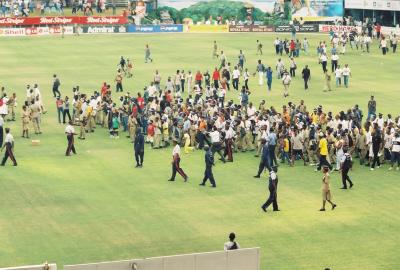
left=375, top=23, right=381, bottom=39
left=212, top=68, right=220, bottom=88
left=195, top=71, right=203, bottom=86
left=101, top=82, right=108, bottom=97
left=136, top=93, right=144, bottom=111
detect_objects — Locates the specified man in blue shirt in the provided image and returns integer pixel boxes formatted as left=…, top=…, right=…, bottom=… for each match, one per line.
left=254, top=139, right=271, bottom=178
left=266, top=67, right=273, bottom=91
left=268, top=128, right=278, bottom=167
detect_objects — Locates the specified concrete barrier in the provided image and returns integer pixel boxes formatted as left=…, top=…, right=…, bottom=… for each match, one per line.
left=0, top=263, right=57, bottom=270
left=64, top=248, right=260, bottom=270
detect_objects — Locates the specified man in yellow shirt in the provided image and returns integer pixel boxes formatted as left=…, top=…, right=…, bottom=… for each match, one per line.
left=316, top=132, right=332, bottom=171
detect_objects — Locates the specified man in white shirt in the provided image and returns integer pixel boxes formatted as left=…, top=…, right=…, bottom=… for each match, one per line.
left=224, top=232, right=240, bottom=251
left=1, top=128, right=17, bottom=166
left=65, top=120, right=77, bottom=156
left=335, top=65, right=342, bottom=87
left=232, top=66, right=240, bottom=91
left=342, top=64, right=351, bottom=88
left=389, top=132, right=400, bottom=171
left=282, top=71, right=291, bottom=98
left=209, top=126, right=226, bottom=163
left=223, top=122, right=235, bottom=162
left=169, top=139, right=188, bottom=182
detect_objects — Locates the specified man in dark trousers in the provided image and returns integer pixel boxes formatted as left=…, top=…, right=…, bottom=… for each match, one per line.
left=169, top=139, right=188, bottom=182
left=134, top=129, right=144, bottom=168
left=261, top=166, right=279, bottom=212
left=199, top=145, right=216, bottom=188
left=254, top=138, right=271, bottom=178
left=301, top=65, right=311, bottom=90
left=340, top=148, right=354, bottom=189
left=0, top=115, right=4, bottom=148
left=65, top=121, right=77, bottom=156
left=52, top=74, right=61, bottom=98
left=1, top=128, right=17, bottom=166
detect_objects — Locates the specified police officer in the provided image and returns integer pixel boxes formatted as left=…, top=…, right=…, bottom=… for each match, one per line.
left=261, top=166, right=279, bottom=212
left=340, top=148, right=354, bottom=189
left=134, top=129, right=145, bottom=168
left=254, top=138, right=271, bottom=178
left=1, top=128, right=17, bottom=166
left=199, top=145, right=216, bottom=188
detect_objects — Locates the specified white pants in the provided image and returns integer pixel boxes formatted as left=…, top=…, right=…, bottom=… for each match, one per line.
left=258, top=72, right=264, bottom=85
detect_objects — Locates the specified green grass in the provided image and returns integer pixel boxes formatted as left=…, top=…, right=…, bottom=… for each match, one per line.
left=0, top=33, right=399, bottom=270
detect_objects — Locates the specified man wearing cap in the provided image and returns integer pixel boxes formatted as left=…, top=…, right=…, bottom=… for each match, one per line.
left=282, top=71, right=291, bottom=97
left=320, top=166, right=337, bottom=211
left=169, top=139, right=188, bottom=182
left=261, top=166, right=279, bottom=212
left=199, top=145, right=216, bottom=188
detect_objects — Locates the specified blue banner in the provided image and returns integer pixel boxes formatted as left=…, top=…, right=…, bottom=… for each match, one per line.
left=127, top=25, right=183, bottom=33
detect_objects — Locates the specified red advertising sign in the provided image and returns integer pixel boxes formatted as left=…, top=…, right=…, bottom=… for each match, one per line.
left=319, top=24, right=361, bottom=33
left=0, top=16, right=128, bottom=26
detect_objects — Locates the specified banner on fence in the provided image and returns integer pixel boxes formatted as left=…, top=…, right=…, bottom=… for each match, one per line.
left=318, top=24, right=361, bottom=33
left=0, top=16, right=128, bottom=26
left=229, top=25, right=274, bottom=32
left=81, top=25, right=127, bottom=34
left=0, top=26, right=74, bottom=36
left=127, top=24, right=183, bottom=33
left=275, top=24, right=318, bottom=33
left=186, top=25, right=229, bottom=33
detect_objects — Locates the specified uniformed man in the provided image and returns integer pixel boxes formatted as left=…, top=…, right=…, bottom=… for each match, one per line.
left=254, top=139, right=271, bottom=178
left=128, top=114, right=138, bottom=142
left=340, top=148, right=354, bottom=189
left=30, top=99, right=42, bottom=135
left=320, top=166, right=337, bottom=211
left=1, top=128, right=17, bottom=166
left=6, top=93, right=16, bottom=121
left=21, top=105, right=31, bottom=138
left=65, top=121, right=77, bottom=156
left=199, top=145, right=216, bottom=188
left=168, top=139, right=188, bottom=182
left=134, top=129, right=144, bottom=168
left=261, top=166, right=279, bottom=212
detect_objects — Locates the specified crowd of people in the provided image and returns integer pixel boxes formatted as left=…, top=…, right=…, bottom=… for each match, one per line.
left=0, top=29, right=399, bottom=213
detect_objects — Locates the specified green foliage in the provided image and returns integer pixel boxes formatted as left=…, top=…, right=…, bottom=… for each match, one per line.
left=156, top=0, right=266, bottom=24
left=156, top=6, right=180, bottom=23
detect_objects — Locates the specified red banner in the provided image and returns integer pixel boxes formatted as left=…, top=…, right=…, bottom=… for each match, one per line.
left=0, top=16, right=128, bottom=26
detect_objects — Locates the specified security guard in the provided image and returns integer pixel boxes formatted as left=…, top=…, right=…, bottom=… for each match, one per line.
left=1, top=128, right=17, bottom=166
left=261, top=166, right=279, bottom=212
left=340, top=148, right=354, bottom=189
left=134, top=129, right=145, bottom=168
left=254, top=139, right=271, bottom=178
left=199, top=145, right=216, bottom=188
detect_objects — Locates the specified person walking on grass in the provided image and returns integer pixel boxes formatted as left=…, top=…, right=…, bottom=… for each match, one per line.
left=340, top=148, right=354, bottom=189
left=169, top=139, right=188, bottom=182
left=320, top=166, right=337, bottom=211
left=301, top=65, right=311, bottom=90
left=199, top=145, right=216, bottom=188
left=134, top=129, right=144, bottom=168
left=1, top=128, right=17, bottom=166
left=342, top=64, right=351, bottom=88
left=65, top=120, right=77, bottom=156
left=261, top=166, right=279, bottom=212
left=389, top=132, right=400, bottom=171
left=282, top=70, right=291, bottom=97
left=145, top=44, right=153, bottom=63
